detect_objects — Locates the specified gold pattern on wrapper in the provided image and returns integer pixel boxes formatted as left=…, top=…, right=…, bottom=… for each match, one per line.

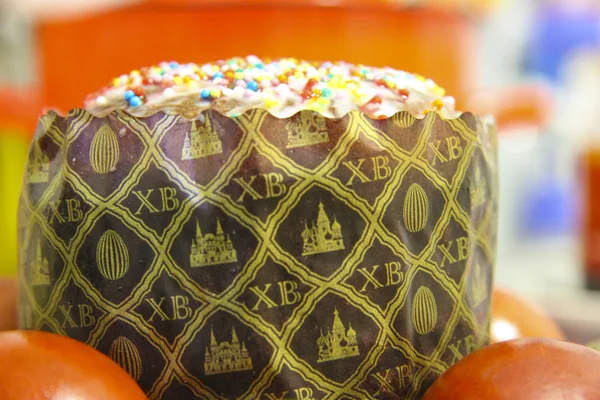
left=403, top=183, right=429, bottom=233
left=90, top=124, right=120, bottom=174
left=301, top=202, right=344, bottom=256
left=18, top=109, right=497, bottom=400
left=27, top=140, right=49, bottom=183
left=286, top=111, right=329, bottom=149
left=317, top=308, right=359, bottom=363
left=109, top=336, right=143, bottom=381
left=412, top=286, right=438, bottom=335
left=471, top=262, right=487, bottom=307
left=31, top=240, right=51, bottom=286
left=393, top=113, right=416, bottom=129
left=204, top=328, right=253, bottom=376
left=181, top=117, right=223, bottom=160
left=470, top=164, right=487, bottom=209
left=190, top=218, right=237, bottom=267
left=96, top=230, right=130, bottom=280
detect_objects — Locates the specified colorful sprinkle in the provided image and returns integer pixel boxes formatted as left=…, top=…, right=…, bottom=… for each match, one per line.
left=200, top=89, right=211, bottom=100
left=247, top=81, right=260, bottom=92
left=124, top=90, right=135, bottom=101
left=129, top=96, right=143, bottom=107
left=133, top=87, right=144, bottom=97
left=86, top=56, right=457, bottom=119
left=264, top=96, right=279, bottom=109
left=369, top=95, right=383, bottom=105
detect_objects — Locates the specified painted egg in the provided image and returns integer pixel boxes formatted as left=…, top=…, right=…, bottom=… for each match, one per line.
left=109, top=337, right=142, bottom=381
left=90, top=124, right=120, bottom=174
left=403, top=183, right=429, bottom=233
left=96, top=230, right=129, bottom=280
left=412, top=286, right=438, bottom=335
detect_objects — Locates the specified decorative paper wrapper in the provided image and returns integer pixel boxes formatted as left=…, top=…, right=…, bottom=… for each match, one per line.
left=17, top=108, right=498, bottom=399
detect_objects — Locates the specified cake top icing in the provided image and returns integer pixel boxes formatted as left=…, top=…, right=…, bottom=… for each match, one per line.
left=85, top=56, right=458, bottom=119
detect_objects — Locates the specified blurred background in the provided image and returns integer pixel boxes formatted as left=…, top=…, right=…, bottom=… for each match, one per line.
left=1, top=0, right=600, bottom=343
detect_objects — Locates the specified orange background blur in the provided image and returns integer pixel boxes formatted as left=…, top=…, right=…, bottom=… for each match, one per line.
left=0, top=0, right=546, bottom=276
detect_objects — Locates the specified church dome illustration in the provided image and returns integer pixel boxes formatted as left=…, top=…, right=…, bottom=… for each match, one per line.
left=317, top=308, right=360, bottom=363
left=301, top=202, right=345, bottom=256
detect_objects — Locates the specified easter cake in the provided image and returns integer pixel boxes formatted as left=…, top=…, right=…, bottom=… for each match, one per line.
left=19, top=56, right=497, bottom=399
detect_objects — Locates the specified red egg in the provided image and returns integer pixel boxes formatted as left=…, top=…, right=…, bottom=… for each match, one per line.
left=424, top=338, right=600, bottom=400
left=0, top=331, right=147, bottom=400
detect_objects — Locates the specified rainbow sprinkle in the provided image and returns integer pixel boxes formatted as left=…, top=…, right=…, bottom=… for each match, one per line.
left=85, top=56, right=457, bottom=119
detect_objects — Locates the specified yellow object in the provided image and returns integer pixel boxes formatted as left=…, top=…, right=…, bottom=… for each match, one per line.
left=263, top=95, right=279, bottom=109
left=0, top=131, right=28, bottom=277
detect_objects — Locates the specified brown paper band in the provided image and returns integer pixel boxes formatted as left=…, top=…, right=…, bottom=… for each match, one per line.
left=18, top=108, right=497, bottom=399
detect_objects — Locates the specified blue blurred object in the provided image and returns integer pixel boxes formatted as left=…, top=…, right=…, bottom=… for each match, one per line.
left=517, top=3, right=595, bottom=237
left=526, top=4, right=600, bottom=83
left=521, top=177, right=576, bottom=236
left=519, top=131, right=577, bottom=237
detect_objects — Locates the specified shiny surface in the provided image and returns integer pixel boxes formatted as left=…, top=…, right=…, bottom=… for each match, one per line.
left=424, top=338, right=600, bottom=400
left=16, top=107, right=497, bottom=398
left=0, top=331, right=147, bottom=400
left=491, top=287, right=565, bottom=343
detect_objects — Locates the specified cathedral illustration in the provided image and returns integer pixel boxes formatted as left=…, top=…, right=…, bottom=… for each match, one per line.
left=28, top=141, right=49, bottom=183
left=470, top=164, right=486, bottom=208
left=204, top=327, right=253, bottom=376
left=317, top=308, right=359, bottom=363
left=472, top=262, right=487, bottom=307
left=181, top=118, right=223, bottom=160
left=286, top=112, right=329, bottom=149
left=31, top=240, right=50, bottom=286
left=190, top=219, right=237, bottom=267
left=301, top=202, right=344, bottom=256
